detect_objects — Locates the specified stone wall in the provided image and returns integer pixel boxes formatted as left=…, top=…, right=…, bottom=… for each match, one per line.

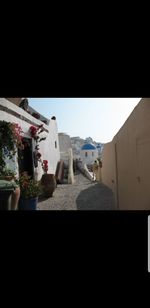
left=101, top=98, right=150, bottom=209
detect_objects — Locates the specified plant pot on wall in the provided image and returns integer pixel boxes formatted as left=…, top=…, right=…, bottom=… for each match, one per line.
left=41, top=174, right=56, bottom=198
left=0, top=176, right=14, bottom=181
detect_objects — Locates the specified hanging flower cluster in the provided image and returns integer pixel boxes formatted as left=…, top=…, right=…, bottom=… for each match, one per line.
left=29, top=124, right=47, bottom=168
left=10, top=123, right=24, bottom=150
left=29, top=124, right=46, bottom=142
left=29, top=125, right=37, bottom=138
left=42, top=160, right=48, bottom=174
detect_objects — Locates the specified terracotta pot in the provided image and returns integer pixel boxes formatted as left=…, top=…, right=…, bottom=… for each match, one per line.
left=41, top=174, right=56, bottom=197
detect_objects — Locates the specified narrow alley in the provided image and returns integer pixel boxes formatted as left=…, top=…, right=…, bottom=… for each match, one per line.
left=38, top=172, right=115, bottom=210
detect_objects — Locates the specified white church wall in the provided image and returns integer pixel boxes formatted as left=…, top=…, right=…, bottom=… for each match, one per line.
left=80, top=149, right=98, bottom=165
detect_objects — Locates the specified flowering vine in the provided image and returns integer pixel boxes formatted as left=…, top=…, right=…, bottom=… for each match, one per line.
left=10, top=123, right=24, bottom=150
left=29, top=124, right=47, bottom=168
left=0, top=121, right=24, bottom=172
left=42, top=160, right=48, bottom=174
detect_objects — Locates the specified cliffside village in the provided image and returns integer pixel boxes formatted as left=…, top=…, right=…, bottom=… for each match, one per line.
left=0, top=98, right=103, bottom=210
left=0, top=97, right=150, bottom=210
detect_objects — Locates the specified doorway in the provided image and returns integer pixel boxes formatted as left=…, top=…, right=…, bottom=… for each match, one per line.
left=18, top=137, right=34, bottom=178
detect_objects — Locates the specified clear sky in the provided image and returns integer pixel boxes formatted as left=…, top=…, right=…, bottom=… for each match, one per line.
left=28, top=98, right=141, bottom=143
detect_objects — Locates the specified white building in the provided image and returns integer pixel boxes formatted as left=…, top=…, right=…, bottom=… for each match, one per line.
left=80, top=143, right=98, bottom=165
left=58, top=133, right=72, bottom=165
left=0, top=98, right=60, bottom=180
left=58, top=132, right=74, bottom=183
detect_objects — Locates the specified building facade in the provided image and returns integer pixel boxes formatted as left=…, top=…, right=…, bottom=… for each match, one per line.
left=58, top=132, right=74, bottom=183
left=0, top=98, right=60, bottom=180
left=58, top=133, right=72, bottom=164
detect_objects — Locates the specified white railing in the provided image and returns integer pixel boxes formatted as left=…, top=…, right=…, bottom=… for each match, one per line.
left=68, top=148, right=75, bottom=184
left=77, top=161, right=95, bottom=182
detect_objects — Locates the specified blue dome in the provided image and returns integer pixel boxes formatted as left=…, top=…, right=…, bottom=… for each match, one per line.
left=81, top=143, right=96, bottom=150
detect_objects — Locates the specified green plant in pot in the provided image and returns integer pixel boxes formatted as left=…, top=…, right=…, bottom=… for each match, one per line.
left=17, top=175, right=41, bottom=210
left=0, top=167, right=16, bottom=181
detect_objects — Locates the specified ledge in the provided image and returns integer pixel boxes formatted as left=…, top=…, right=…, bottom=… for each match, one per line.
left=0, top=98, right=49, bottom=133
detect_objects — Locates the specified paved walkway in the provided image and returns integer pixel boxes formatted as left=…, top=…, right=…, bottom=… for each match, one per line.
left=37, top=172, right=116, bottom=210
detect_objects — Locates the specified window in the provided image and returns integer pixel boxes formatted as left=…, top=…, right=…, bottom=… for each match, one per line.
left=85, top=152, right=88, bottom=157
left=55, top=141, right=57, bottom=148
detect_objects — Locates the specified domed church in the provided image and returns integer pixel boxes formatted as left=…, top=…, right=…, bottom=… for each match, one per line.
left=80, top=143, right=98, bottom=165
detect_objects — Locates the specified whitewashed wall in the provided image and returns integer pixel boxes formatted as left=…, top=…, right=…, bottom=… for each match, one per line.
left=80, top=149, right=98, bottom=165
left=58, top=133, right=72, bottom=166
left=58, top=133, right=72, bottom=151
left=37, top=119, right=60, bottom=179
left=0, top=98, right=60, bottom=180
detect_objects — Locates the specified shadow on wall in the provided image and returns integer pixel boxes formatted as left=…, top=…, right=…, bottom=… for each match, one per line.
left=76, top=182, right=116, bottom=210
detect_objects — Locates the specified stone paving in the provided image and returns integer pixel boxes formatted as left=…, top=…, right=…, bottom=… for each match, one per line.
left=37, top=172, right=116, bottom=210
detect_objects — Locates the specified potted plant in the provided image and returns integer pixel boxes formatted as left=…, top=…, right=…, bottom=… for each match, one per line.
left=0, top=167, right=16, bottom=181
left=41, top=160, right=56, bottom=198
left=17, top=175, right=41, bottom=210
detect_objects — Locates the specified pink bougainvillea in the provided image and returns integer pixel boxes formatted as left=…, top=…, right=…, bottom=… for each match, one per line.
left=10, top=122, right=24, bottom=149
left=42, top=160, right=48, bottom=173
left=29, top=125, right=38, bottom=138
left=29, top=124, right=47, bottom=171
